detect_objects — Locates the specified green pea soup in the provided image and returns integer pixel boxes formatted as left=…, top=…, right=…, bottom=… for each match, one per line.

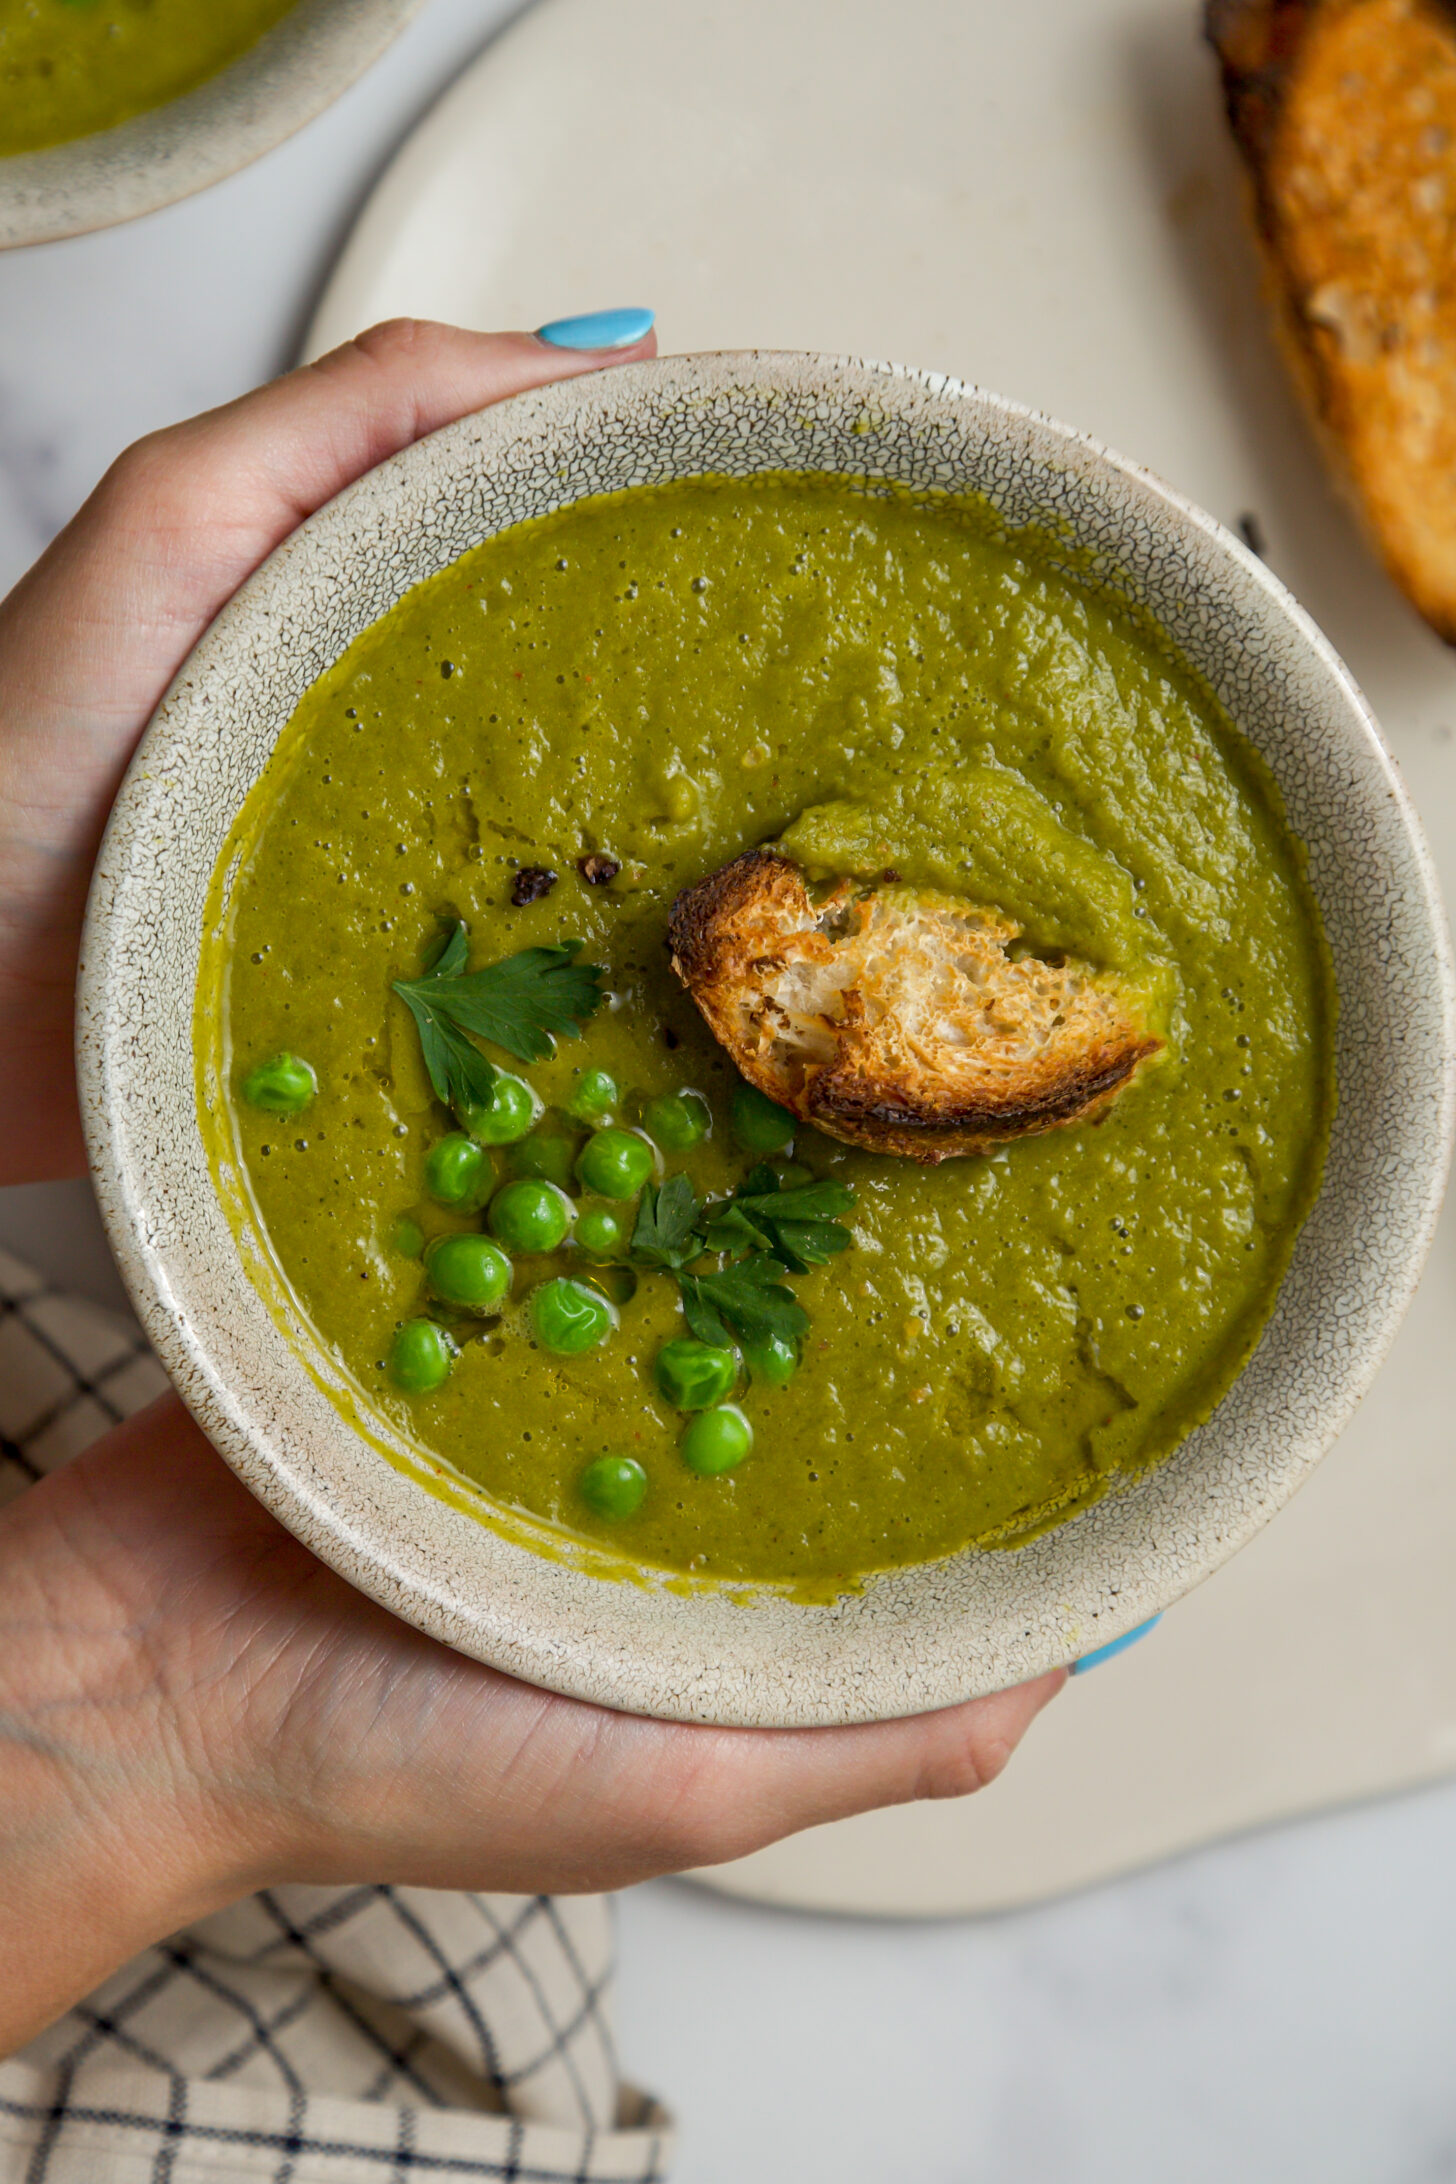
left=195, top=472, right=1336, bottom=1598
left=0, top=0, right=298, bottom=157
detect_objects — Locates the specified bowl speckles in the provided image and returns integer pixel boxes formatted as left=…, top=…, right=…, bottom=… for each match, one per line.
left=76, top=352, right=1456, bottom=1725
left=0, top=0, right=424, bottom=250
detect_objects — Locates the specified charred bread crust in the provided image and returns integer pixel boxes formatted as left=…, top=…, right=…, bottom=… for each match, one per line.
left=667, top=849, right=1161, bottom=1164
left=665, top=848, right=800, bottom=997
left=1205, top=0, right=1315, bottom=172
left=803, top=1048, right=1150, bottom=1156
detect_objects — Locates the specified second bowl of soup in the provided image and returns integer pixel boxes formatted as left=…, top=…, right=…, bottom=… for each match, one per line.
left=0, top=0, right=424, bottom=247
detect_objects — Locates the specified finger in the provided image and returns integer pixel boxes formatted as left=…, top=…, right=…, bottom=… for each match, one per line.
left=43, top=1396, right=1066, bottom=1898
left=0, top=318, right=657, bottom=1182
left=7, top=317, right=659, bottom=739
left=117, top=317, right=661, bottom=561
left=553, top=1669, right=1068, bottom=1884
left=358, top=1652, right=1069, bottom=1895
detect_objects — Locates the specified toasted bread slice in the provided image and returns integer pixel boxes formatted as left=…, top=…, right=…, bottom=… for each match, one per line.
left=667, top=850, right=1161, bottom=1163
left=1206, top=0, right=1456, bottom=640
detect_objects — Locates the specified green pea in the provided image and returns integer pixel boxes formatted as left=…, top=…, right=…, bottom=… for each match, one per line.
left=576, top=1126, right=654, bottom=1201
left=241, top=1051, right=316, bottom=1116
left=743, top=1332, right=799, bottom=1385
left=424, top=1233, right=512, bottom=1312
left=391, top=1216, right=425, bottom=1258
left=654, top=1337, right=738, bottom=1411
left=506, top=1130, right=575, bottom=1189
left=578, top=1454, right=648, bottom=1518
left=424, top=1132, right=491, bottom=1208
left=388, top=1317, right=456, bottom=1393
left=488, top=1179, right=573, bottom=1254
left=731, top=1080, right=795, bottom=1153
left=529, top=1277, right=616, bottom=1355
left=568, top=1069, right=619, bottom=1123
left=643, top=1090, right=711, bottom=1152
left=680, top=1404, right=754, bottom=1476
left=460, top=1072, right=539, bottom=1145
left=576, top=1204, right=628, bottom=1259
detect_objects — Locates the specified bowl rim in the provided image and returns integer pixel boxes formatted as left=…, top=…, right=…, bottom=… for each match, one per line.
left=0, top=0, right=426, bottom=250
left=77, top=348, right=1456, bottom=1725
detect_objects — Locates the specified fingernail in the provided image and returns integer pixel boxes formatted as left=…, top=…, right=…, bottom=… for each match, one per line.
left=1070, top=1613, right=1162, bottom=1675
left=535, top=307, right=655, bottom=351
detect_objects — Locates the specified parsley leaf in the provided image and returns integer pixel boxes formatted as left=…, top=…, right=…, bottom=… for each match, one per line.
left=679, top=1254, right=809, bottom=1350
left=392, top=924, right=607, bottom=1113
left=629, top=1167, right=845, bottom=1339
left=629, top=1175, right=703, bottom=1270
left=630, top=1161, right=857, bottom=1334
left=429, top=922, right=470, bottom=980
left=698, top=1203, right=774, bottom=1257
left=393, top=922, right=496, bottom=1112
left=700, top=1167, right=856, bottom=1274
left=396, top=990, right=499, bottom=1114
left=732, top=1177, right=856, bottom=1225
left=400, top=940, right=606, bottom=1063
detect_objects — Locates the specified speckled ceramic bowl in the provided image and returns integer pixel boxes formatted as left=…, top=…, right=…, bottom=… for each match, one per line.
left=77, top=352, right=1456, bottom=1726
left=0, top=0, right=424, bottom=250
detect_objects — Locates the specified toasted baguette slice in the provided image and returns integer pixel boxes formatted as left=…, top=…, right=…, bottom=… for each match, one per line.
left=667, top=850, right=1161, bottom=1163
left=1206, top=0, right=1456, bottom=640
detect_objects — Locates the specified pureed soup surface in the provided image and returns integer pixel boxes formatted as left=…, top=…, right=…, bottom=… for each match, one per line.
left=197, top=473, right=1335, bottom=1596
left=0, top=0, right=297, bottom=156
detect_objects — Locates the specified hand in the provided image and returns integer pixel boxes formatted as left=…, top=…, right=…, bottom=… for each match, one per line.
left=0, top=322, right=1065, bottom=2050
left=0, top=1397, right=1062, bottom=2049
left=0, top=318, right=658, bottom=1186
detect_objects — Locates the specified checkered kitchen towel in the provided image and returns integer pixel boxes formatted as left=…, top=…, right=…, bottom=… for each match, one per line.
left=0, top=1245, right=672, bottom=2183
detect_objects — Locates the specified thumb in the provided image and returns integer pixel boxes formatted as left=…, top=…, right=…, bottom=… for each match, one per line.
left=150, top=316, right=659, bottom=548
left=6, top=316, right=658, bottom=739
left=0, top=317, right=657, bottom=1187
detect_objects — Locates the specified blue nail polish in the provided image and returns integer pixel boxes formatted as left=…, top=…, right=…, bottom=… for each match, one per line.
left=536, top=307, right=655, bottom=352
left=1070, top=1613, right=1162, bottom=1675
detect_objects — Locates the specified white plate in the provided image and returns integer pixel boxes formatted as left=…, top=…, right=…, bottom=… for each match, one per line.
left=303, top=0, right=1456, bottom=1912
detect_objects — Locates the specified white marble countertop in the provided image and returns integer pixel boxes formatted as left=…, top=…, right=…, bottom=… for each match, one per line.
left=2, top=2, right=1454, bottom=2173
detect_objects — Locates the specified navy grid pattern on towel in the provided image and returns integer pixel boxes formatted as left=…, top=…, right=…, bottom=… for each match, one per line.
left=0, top=1244, right=671, bottom=2184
